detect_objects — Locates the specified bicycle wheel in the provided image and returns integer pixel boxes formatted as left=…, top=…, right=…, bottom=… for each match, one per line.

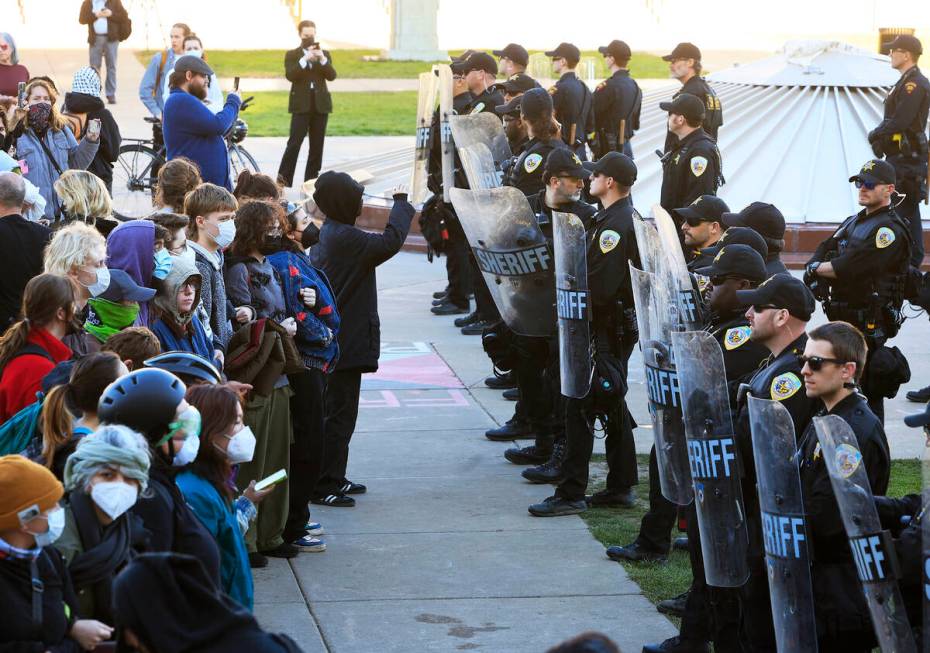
left=227, top=145, right=261, bottom=187
left=113, top=143, right=162, bottom=219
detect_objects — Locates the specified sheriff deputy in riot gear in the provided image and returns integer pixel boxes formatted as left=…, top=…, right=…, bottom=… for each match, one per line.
left=721, top=202, right=790, bottom=276
left=527, top=152, right=640, bottom=517
left=671, top=194, right=729, bottom=269
left=731, top=274, right=818, bottom=652
left=662, top=42, right=723, bottom=149
left=698, top=227, right=771, bottom=276
left=495, top=70, right=538, bottom=103
left=796, top=321, right=891, bottom=653
left=593, top=40, right=642, bottom=159
left=804, top=159, right=912, bottom=422
left=492, top=42, right=540, bottom=90
left=659, top=94, right=724, bottom=217
left=500, top=88, right=570, bottom=197
left=868, top=34, right=929, bottom=267
left=461, top=52, right=505, bottom=117
left=544, top=42, right=594, bottom=159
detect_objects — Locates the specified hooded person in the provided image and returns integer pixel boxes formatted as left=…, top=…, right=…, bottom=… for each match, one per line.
left=150, top=254, right=215, bottom=364
left=84, top=268, right=157, bottom=344
left=106, top=220, right=156, bottom=326
left=62, top=66, right=122, bottom=192
left=112, top=552, right=302, bottom=653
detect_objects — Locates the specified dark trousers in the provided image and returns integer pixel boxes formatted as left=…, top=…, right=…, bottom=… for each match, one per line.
left=445, top=216, right=472, bottom=307
left=738, top=556, right=778, bottom=652
left=469, top=253, right=497, bottom=321
left=635, top=445, right=678, bottom=552
left=860, top=343, right=885, bottom=423
left=283, top=368, right=327, bottom=541
left=277, top=110, right=329, bottom=185
left=897, top=176, right=925, bottom=266
left=316, top=368, right=362, bottom=496
left=512, top=335, right=554, bottom=434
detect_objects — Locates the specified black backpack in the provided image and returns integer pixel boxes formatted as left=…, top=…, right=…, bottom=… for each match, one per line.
left=418, top=195, right=449, bottom=262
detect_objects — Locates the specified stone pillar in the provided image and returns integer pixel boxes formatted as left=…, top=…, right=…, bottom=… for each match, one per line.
left=384, top=0, right=448, bottom=62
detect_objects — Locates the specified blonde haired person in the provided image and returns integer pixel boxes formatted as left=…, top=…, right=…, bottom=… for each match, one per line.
left=14, top=79, right=99, bottom=220
left=43, top=221, right=108, bottom=308
left=53, top=169, right=117, bottom=235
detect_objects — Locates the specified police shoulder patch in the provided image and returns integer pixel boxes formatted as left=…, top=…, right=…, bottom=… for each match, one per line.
left=469, top=102, right=485, bottom=115
left=905, top=81, right=917, bottom=94
left=524, top=153, right=543, bottom=173
left=724, top=326, right=751, bottom=351
left=834, top=443, right=862, bottom=478
left=599, top=230, right=621, bottom=253
left=548, top=85, right=558, bottom=96
left=770, top=372, right=802, bottom=401
left=875, top=226, right=896, bottom=249
left=690, top=156, right=708, bottom=177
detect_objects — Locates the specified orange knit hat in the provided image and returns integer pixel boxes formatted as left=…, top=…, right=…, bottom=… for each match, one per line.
left=0, top=455, right=64, bottom=530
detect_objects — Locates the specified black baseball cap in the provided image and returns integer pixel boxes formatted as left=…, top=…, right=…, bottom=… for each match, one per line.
left=461, top=52, right=498, bottom=75
left=888, top=34, right=923, bottom=56
left=545, top=42, right=581, bottom=65
left=99, top=268, right=157, bottom=303
left=662, top=42, right=701, bottom=62
left=495, top=94, right=522, bottom=117
left=696, top=244, right=767, bottom=284
left=904, top=403, right=930, bottom=427
left=496, top=72, right=538, bottom=95
left=721, top=202, right=787, bottom=242
left=849, top=159, right=896, bottom=186
left=659, top=93, right=704, bottom=123
left=673, top=195, right=729, bottom=226
left=174, top=55, right=214, bottom=77
left=701, top=226, right=769, bottom=260
left=517, top=87, right=552, bottom=121
left=598, top=40, right=632, bottom=61
left=452, top=50, right=477, bottom=63
left=544, top=148, right=590, bottom=179
left=583, top=152, right=636, bottom=186
left=493, top=43, right=529, bottom=67
left=735, top=273, right=816, bottom=320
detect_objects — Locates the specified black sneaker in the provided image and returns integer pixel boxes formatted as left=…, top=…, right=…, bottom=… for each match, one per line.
left=433, top=288, right=449, bottom=299
left=311, top=493, right=356, bottom=507
left=248, top=552, right=269, bottom=568
left=460, top=319, right=489, bottom=335
left=484, top=372, right=516, bottom=389
left=606, top=541, right=668, bottom=563
left=260, top=542, right=300, bottom=559
left=521, top=440, right=565, bottom=484
left=340, top=481, right=367, bottom=495
left=585, top=488, right=637, bottom=508
left=504, top=444, right=551, bottom=465
left=485, top=418, right=534, bottom=441
left=502, top=388, right=519, bottom=401
left=454, top=311, right=480, bottom=327
left=906, top=385, right=930, bottom=403
left=431, top=300, right=469, bottom=315
left=642, top=636, right=710, bottom=653
left=656, top=590, right=690, bottom=617
left=528, top=495, right=587, bottom=517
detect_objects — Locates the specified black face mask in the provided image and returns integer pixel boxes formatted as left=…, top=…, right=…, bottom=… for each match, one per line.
left=300, top=223, right=320, bottom=249
left=301, top=37, right=316, bottom=49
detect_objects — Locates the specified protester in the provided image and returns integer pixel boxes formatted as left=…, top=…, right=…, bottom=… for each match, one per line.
left=139, top=22, right=191, bottom=119
left=61, top=66, right=122, bottom=192
left=0, top=455, right=116, bottom=651
left=0, top=32, right=29, bottom=98
left=310, top=174, right=413, bottom=506
left=53, top=169, right=119, bottom=235
left=97, top=367, right=223, bottom=582
left=59, top=423, right=150, bottom=622
left=100, top=325, right=162, bottom=371
left=15, top=78, right=100, bottom=220
left=84, top=268, right=156, bottom=345
left=150, top=210, right=192, bottom=259
left=180, top=383, right=275, bottom=610
left=145, top=350, right=223, bottom=386
left=43, top=220, right=108, bottom=310
left=0, top=274, right=74, bottom=421
left=233, top=169, right=281, bottom=202
left=106, top=218, right=157, bottom=324
left=162, top=34, right=225, bottom=113
left=112, top=552, right=304, bottom=652
left=153, top=156, right=201, bottom=214
left=0, top=171, right=51, bottom=333
left=151, top=254, right=216, bottom=362
left=162, top=56, right=242, bottom=189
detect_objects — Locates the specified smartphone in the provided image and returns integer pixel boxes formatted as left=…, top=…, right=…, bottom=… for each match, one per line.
left=17, top=81, right=25, bottom=107
left=233, top=76, right=240, bottom=92
left=254, top=469, right=287, bottom=492
left=86, top=118, right=101, bottom=139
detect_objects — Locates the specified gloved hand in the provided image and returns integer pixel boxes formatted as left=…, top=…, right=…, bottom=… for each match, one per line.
left=301, top=287, right=317, bottom=308
left=802, top=262, right=818, bottom=288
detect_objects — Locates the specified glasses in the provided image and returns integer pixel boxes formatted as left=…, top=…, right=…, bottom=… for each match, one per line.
left=854, top=180, right=878, bottom=190
left=709, top=275, right=737, bottom=287
left=751, top=304, right=782, bottom=313
left=799, top=355, right=847, bottom=372
left=452, top=75, right=465, bottom=81
left=684, top=217, right=710, bottom=227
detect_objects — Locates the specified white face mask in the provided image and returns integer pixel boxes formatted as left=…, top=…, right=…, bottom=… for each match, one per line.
left=172, top=433, right=200, bottom=467
left=82, top=266, right=111, bottom=297
left=90, top=480, right=139, bottom=520
left=31, top=507, right=65, bottom=548
left=184, top=49, right=203, bottom=59
left=218, top=426, right=256, bottom=464
left=211, top=220, right=236, bottom=249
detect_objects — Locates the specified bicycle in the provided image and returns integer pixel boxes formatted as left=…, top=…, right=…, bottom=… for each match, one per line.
left=112, top=96, right=259, bottom=219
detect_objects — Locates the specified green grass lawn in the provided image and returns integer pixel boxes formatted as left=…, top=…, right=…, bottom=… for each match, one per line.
left=242, top=91, right=416, bottom=137
left=136, top=49, right=672, bottom=80
left=581, top=455, right=922, bottom=613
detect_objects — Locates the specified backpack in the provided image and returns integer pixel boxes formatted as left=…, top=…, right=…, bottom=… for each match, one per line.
left=0, top=344, right=54, bottom=455
left=418, top=194, right=449, bottom=262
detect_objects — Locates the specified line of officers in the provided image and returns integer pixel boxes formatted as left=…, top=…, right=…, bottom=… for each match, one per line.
left=420, top=35, right=930, bottom=653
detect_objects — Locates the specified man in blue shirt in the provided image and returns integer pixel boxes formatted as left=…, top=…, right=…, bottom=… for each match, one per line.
left=162, top=57, right=241, bottom=189
left=137, top=23, right=190, bottom=119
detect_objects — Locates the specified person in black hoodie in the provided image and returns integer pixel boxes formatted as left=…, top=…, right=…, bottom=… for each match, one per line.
left=97, top=367, right=223, bottom=584
left=62, top=66, right=121, bottom=192
left=310, top=172, right=413, bottom=506
left=112, top=552, right=303, bottom=653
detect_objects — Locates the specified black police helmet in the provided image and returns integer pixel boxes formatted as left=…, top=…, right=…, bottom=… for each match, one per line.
left=144, top=351, right=222, bottom=386
left=98, top=368, right=187, bottom=445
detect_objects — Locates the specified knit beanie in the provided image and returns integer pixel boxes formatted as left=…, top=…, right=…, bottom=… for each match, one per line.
left=0, top=456, right=64, bottom=530
left=72, top=66, right=102, bottom=98
left=312, top=171, right=364, bottom=225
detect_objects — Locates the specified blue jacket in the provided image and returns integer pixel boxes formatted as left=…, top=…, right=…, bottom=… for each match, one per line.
left=267, top=249, right=340, bottom=372
left=162, top=88, right=241, bottom=189
left=150, top=315, right=216, bottom=364
left=175, top=470, right=253, bottom=611
left=138, top=49, right=178, bottom=117
left=16, top=127, right=98, bottom=219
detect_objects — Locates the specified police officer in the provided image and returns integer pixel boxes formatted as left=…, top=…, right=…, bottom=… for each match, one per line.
left=804, top=159, right=912, bottom=421
left=796, top=321, right=891, bottom=652
left=732, top=274, right=818, bottom=652
left=868, top=34, right=929, bottom=267
left=697, top=227, right=770, bottom=274
left=501, top=88, right=570, bottom=197
left=492, top=43, right=540, bottom=90
left=721, top=202, right=790, bottom=276
left=643, top=245, right=770, bottom=653
left=527, top=152, right=640, bottom=516
left=659, top=94, right=723, bottom=214
left=662, top=42, right=723, bottom=148
left=495, top=71, right=539, bottom=102
left=593, top=40, right=642, bottom=159
left=544, top=42, right=594, bottom=159
left=495, top=95, right=529, bottom=155
left=671, top=194, right=729, bottom=268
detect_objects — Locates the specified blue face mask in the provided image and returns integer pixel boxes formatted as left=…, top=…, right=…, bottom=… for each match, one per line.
left=153, top=248, right=173, bottom=280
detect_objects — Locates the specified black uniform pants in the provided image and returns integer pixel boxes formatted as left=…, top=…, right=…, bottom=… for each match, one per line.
left=469, top=253, right=498, bottom=321
left=859, top=342, right=885, bottom=423
left=635, top=446, right=678, bottom=553
left=444, top=214, right=472, bottom=308
left=283, top=368, right=326, bottom=541
left=512, top=335, right=553, bottom=432
left=896, top=176, right=925, bottom=266
left=737, top=555, right=778, bottom=652
left=277, top=110, right=329, bottom=185
left=316, top=368, right=361, bottom=497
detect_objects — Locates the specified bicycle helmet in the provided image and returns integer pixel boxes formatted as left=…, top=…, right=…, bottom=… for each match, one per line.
left=230, top=119, right=248, bottom=144
left=98, top=368, right=186, bottom=445
left=144, top=351, right=222, bottom=386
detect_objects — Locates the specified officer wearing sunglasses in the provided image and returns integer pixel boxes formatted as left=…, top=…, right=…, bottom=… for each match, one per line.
left=804, top=159, right=912, bottom=421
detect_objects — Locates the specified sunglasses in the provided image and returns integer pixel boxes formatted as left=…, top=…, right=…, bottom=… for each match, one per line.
left=751, top=304, right=783, bottom=313
left=854, top=179, right=878, bottom=190
left=709, top=275, right=737, bottom=286
left=799, top=355, right=847, bottom=372
left=684, top=216, right=711, bottom=227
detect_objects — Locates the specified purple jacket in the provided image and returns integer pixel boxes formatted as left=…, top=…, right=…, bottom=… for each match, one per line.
left=106, top=220, right=155, bottom=325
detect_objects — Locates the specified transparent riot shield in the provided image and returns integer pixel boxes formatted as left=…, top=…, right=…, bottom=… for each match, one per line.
left=437, top=64, right=454, bottom=202
left=815, top=415, right=917, bottom=653
left=449, top=186, right=556, bottom=337
left=672, top=330, right=750, bottom=587
left=410, top=71, right=437, bottom=206
left=633, top=209, right=663, bottom=278
left=630, top=265, right=693, bottom=505
left=553, top=211, right=592, bottom=398
left=748, top=397, right=818, bottom=653
left=449, top=112, right=513, bottom=190
left=654, top=205, right=702, bottom=330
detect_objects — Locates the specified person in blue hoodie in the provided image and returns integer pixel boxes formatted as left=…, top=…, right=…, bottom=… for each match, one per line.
left=150, top=255, right=215, bottom=365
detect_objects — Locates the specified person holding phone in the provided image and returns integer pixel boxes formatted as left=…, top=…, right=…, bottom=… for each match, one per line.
left=161, top=34, right=225, bottom=114
left=62, top=66, right=122, bottom=193
left=277, top=19, right=336, bottom=187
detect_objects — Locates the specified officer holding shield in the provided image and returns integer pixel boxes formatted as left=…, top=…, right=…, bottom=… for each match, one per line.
left=671, top=194, right=728, bottom=268
left=593, top=40, right=642, bottom=159
left=659, top=94, right=723, bottom=216
left=501, top=88, right=571, bottom=197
